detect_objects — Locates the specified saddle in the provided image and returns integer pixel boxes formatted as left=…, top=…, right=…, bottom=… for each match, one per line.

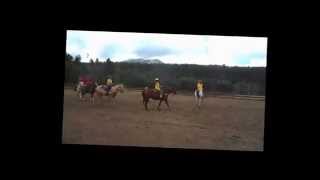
left=196, top=90, right=200, bottom=98
left=103, top=85, right=112, bottom=95
left=153, top=89, right=164, bottom=98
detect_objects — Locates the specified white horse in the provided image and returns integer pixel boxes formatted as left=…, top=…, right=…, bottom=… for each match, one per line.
left=93, top=84, right=125, bottom=104
left=194, top=90, right=204, bottom=108
left=75, top=82, right=97, bottom=101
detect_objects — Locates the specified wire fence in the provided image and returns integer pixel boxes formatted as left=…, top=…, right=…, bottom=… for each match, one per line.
left=64, top=85, right=265, bottom=101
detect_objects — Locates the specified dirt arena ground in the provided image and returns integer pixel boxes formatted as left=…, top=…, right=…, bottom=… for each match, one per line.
left=62, top=88, right=265, bottom=151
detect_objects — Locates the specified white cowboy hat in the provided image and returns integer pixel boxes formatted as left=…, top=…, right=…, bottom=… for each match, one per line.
left=155, top=78, right=159, bottom=81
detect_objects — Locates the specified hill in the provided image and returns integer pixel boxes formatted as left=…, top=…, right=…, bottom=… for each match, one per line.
left=122, top=58, right=164, bottom=64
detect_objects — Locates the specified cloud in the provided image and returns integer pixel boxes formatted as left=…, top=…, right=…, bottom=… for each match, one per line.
left=66, top=34, right=86, bottom=56
left=235, top=52, right=267, bottom=66
left=248, top=58, right=267, bottom=67
left=135, top=45, right=175, bottom=58
left=100, top=44, right=123, bottom=59
left=66, top=30, right=267, bottom=66
left=206, top=36, right=267, bottom=66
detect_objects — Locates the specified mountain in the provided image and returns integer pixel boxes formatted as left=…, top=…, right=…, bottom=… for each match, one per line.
left=122, top=58, right=164, bottom=64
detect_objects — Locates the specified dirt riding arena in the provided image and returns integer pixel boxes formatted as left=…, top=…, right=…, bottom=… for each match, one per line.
left=63, top=88, right=265, bottom=151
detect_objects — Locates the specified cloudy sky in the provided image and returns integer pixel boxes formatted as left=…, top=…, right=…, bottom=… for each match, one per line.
left=66, top=30, right=268, bottom=67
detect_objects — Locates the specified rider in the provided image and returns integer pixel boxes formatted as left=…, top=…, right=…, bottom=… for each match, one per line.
left=195, top=80, right=204, bottom=97
left=105, top=75, right=113, bottom=94
left=153, top=78, right=163, bottom=98
left=79, top=75, right=90, bottom=87
left=79, top=76, right=85, bottom=86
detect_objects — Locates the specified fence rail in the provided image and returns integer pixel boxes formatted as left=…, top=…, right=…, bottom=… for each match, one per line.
left=122, top=88, right=265, bottom=101
left=65, top=85, right=76, bottom=89
left=64, top=86, right=265, bottom=101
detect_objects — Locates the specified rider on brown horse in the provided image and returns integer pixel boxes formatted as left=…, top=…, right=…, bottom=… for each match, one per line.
left=142, top=78, right=176, bottom=111
left=152, top=78, right=163, bottom=98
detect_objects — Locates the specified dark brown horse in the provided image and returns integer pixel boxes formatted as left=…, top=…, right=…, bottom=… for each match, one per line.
left=142, top=87, right=176, bottom=111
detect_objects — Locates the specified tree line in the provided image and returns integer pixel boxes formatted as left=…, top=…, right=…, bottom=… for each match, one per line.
left=65, top=53, right=266, bottom=95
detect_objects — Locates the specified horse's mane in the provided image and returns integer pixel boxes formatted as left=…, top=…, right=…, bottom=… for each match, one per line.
left=115, top=84, right=124, bottom=88
left=163, top=86, right=174, bottom=90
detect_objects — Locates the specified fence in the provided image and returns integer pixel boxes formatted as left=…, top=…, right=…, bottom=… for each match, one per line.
left=64, top=85, right=265, bottom=101
left=125, top=88, right=265, bottom=101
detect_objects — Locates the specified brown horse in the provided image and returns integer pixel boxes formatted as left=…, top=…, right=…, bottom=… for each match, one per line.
left=142, top=87, right=176, bottom=111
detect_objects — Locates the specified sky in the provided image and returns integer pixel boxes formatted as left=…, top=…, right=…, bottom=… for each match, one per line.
left=66, top=30, right=268, bottom=67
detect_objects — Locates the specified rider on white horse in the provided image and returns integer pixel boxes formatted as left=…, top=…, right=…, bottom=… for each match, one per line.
left=105, top=75, right=113, bottom=95
left=194, top=80, right=204, bottom=107
left=77, top=75, right=95, bottom=100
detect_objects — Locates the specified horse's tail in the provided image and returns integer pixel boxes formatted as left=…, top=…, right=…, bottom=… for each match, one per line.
left=142, top=88, right=145, bottom=103
left=142, top=87, right=148, bottom=103
left=90, top=83, right=97, bottom=97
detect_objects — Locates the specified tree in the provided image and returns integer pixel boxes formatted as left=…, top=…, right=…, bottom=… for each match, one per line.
left=74, top=55, right=81, bottom=63
left=105, top=58, right=115, bottom=75
left=65, top=53, right=74, bottom=83
left=64, top=56, right=266, bottom=95
left=65, top=53, right=73, bottom=61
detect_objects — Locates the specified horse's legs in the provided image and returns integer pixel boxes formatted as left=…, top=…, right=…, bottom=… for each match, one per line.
left=81, top=93, right=86, bottom=101
left=100, top=94, right=103, bottom=105
left=90, top=95, right=94, bottom=104
left=165, top=99, right=171, bottom=111
left=111, top=96, right=116, bottom=105
left=194, top=96, right=199, bottom=108
left=194, top=91, right=199, bottom=107
left=145, top=99, right=149, bottom=111
left=108, top=94, right=112, bottom=103
left=113, top=93, right=117, bottom=104
left=198, top=97, right=202, bottom=108
left=91, top=92, right=95, bottom=104
left=142, top=97, right=145, bottom=106
left=157, top=100, right=163, bottom=111
left=79, top=92, right=83, bottom=100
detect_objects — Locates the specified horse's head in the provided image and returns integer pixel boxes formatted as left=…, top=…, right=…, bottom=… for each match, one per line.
left=164, top=87, right=176, bottom=95
left=117, top=84, right=125, bottom=93
left=171, top=88, right=176, bottom=95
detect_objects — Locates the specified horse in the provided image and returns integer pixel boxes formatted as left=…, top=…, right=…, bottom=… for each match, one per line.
left=93, top=84, right=125, bottom=104
left=75, top=82, right=97, bottom=101
left=142, top=86, right=176, bottom=111
left=194, top=90, right=204, bottom=108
